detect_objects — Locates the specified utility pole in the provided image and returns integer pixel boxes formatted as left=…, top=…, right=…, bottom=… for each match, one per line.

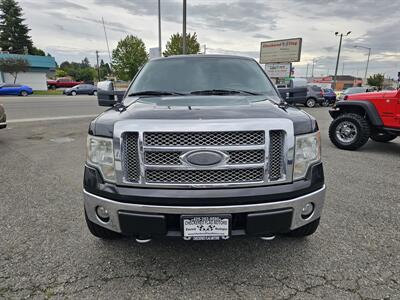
left=311, top=59, right=317, bottom=78
left=342, top=62, right=344, bottom=75
left=203, top=44, right=206, bottom=54
left=305, top=63, right=309, bottom=79
left=333, top=31, right=351, bottom=90
left=182, top=0, right=187, bottom=54
left=158, top=0, right=162, bottom=57
left=96, top=50, right=100, bottom=81
left=102, top=17, right=112, bottom=68
left=354, top=45, right=371, bottom=83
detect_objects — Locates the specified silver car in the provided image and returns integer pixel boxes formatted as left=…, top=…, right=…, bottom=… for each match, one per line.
left=0, top=104, right=6, bottom=129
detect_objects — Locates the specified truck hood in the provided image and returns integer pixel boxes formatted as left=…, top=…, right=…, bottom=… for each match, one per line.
left=90, top=95, right=317, bottom=137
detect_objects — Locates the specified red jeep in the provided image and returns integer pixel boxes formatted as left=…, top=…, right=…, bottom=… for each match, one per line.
left=329, top=90, right=400, bottom=150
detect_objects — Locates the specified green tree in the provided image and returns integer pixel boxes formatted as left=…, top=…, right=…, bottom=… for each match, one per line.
left=367, top=73, right=385, bottom=90
left=0, top=0, right=33, bottom=54
left=31, top=46, right=46, bottom=56
left=55, top=68, right=67, bottom=78
left=0, top=57, right=29, bottom=83
left=163, top=32, right=200, bottom=56
left=112, top=35, right=148, bottom=81
left=99, top=59, right=111, bottom=80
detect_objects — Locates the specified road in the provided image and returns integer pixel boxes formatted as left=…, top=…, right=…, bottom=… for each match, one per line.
left=1, top=95, right=104, bottom=121
left=0, top=98, right=399, bottom=299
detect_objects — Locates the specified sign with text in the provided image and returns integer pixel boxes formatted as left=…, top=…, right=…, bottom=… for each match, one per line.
left=260, top=38, right=302, bottom=64
left=265, top=63, right=291, bottom=78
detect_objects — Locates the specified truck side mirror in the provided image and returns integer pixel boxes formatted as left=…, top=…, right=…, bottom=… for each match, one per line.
left=97, top=81, right=126, bottom=107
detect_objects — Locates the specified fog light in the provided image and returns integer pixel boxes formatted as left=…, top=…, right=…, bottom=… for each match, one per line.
left=96, top=206, right=110, bottom=222
left=301, top=202, right=314, bottom=219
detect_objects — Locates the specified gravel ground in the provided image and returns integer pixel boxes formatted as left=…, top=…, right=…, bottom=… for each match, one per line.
left=0, top=107, right=399, bottom=299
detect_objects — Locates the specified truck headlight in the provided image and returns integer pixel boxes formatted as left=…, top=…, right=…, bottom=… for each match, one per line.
left=293, top=131, right=321, bottom=180
left=86, top=135, right=116, bottom=182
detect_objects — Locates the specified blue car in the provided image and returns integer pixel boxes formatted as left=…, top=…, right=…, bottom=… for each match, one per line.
left=0, top=83, right=33, bottom=96
left=322, top=88, right=336, bottom=106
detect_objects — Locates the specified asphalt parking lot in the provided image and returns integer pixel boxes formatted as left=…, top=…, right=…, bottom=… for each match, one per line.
left=1, top=102, right=399, bottom=299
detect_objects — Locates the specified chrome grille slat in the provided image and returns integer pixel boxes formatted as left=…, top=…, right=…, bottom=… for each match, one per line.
left=144, top=149, right=265, bottom=166
left=144, top=131, right=264, bottom=147
left=269, top=130, right=285, bottom=181
left=121, top=132, right=140, bottom=182
left=146, top=168, right=265, bottom=184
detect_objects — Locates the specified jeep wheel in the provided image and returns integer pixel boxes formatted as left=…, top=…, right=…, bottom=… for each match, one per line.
left=285, top=218, right=320, bottom=237
left=305, top=98, right=316, bottom=108
left=370, top=131, right=397, bottom=143
left=329, top=113, right=370, bottom=150
left=85, top=211, right=121, bottom=239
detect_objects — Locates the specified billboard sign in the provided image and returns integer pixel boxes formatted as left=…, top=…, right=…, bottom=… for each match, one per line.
left=260, top=38, right=302, bottom=64
left=265, top=63, right=291, bottom=78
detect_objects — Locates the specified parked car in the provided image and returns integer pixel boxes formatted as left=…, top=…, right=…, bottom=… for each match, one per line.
left=321, top=88, right=337, bottom=106
left=277, top=78, right=307, bottom=106
left=47, top=78, right=82, bottom=89
left=63, top=84, right=97, bottom=96
left=0, top=83, right=33, bottom=96
left=84, top=55, right=325, bottom=241
left=0, top=104, right=6, bottom=129
left=337, top=86, right=375, bottom=101
left=329, top=89, right=399, bottom=150
left=305, top=85, right=325, bottom=108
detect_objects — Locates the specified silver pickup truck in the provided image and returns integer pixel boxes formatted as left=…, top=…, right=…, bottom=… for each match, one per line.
left=84, top=55, right=326, bottom=242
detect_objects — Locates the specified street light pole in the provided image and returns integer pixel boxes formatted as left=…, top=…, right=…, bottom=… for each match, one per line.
left=182, top=0, right=187, bottom=54
left=311, top=59, right=317, bottom=78
left=333, top=31, right=351, bottom=90
left=158, top=0, right=162, bottom=57
left=354, top=45, right=371, bottom=82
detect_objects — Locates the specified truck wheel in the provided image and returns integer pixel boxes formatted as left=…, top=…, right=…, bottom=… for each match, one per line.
left=85, top=211, right=122, bottom=239
left=305, top=98, right=316, bottom=108
left=370, top=131, right=397, bottom=143
left=329, top=113, right=370, bottom=150
left=286, top=218, right=320, bottom=237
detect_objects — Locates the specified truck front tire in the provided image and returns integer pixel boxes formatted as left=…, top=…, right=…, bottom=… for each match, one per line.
left=85, top=211, right=122, bottom=239
left=329, top=113, right=370, bottom=150
left=285, top=218, right=320, bottom=237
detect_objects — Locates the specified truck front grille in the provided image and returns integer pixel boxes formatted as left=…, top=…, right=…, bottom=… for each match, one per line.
left=121, top=129, right=288, bottom=187
left=146, top=168, right=264, bottom=184
left=144, top=131, right=264, bottom=147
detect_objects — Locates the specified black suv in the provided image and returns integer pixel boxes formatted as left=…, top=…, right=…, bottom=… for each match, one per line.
left=84, top=55, right=326, bottom=242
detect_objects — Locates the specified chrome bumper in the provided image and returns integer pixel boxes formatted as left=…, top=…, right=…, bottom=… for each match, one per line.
left=84, top=185, right=326, bottom=234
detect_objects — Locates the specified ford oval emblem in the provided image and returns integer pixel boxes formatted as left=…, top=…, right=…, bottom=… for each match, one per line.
left=183, top=150, right=225, bottom=166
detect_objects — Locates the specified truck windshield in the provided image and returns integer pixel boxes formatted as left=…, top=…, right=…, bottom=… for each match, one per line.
left=126, top=57, right=278, bottom=99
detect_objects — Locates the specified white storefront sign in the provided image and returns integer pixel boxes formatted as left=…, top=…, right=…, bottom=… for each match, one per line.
left=265, top=63, right=291, bottom=78
left=260, top=38, right=302, bottom=64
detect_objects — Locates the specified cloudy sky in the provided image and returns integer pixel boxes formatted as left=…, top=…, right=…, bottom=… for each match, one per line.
left=19, top=0, right=400, bottom=78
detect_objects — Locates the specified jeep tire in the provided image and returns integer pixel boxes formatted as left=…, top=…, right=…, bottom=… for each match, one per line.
left=329, top=113, right=370, bottom=150
left=85, top=211, right=122, bottom=239
left=285, top=218, right=320, bottom=237
left=370, top=131, right=397, bottom=143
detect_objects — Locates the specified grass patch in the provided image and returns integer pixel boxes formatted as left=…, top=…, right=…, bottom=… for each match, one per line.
left=33, top=90, right=64, bottom=96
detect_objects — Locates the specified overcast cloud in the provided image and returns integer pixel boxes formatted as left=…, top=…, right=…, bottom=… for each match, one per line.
left=18, top=0, right=400, bottom=78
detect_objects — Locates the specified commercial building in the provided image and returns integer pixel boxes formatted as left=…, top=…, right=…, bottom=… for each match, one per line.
left=311, top=75, right=363, bottom=90
left=0, top=53, right=56, bottom=90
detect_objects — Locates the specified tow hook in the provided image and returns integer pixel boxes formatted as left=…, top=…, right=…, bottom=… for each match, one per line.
left=260, top=235, right=276, bottom=241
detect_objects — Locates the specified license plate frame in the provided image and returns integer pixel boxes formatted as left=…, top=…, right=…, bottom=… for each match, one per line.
left=181, top=215, right=231, bottom=241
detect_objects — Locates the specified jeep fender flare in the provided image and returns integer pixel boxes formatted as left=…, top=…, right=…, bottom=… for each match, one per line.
left=329, top=101, right=383, bottom=127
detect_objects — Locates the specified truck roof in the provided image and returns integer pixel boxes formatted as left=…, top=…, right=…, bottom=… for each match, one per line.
left=151, top=54, right=256, bottom=61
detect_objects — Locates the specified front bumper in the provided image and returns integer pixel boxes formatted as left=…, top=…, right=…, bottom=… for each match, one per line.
left=84, top=185, right=326, bottom=237
left=0, top=122, right=6, bottom=129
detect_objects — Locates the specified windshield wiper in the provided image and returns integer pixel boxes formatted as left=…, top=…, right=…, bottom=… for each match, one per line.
left=190, top=89, right=262, bottom=95
left=127, top=90, right=186, bottom=97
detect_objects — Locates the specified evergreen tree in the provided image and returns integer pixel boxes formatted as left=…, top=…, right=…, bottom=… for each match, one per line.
left=0, top=0, right=33, bottom=54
